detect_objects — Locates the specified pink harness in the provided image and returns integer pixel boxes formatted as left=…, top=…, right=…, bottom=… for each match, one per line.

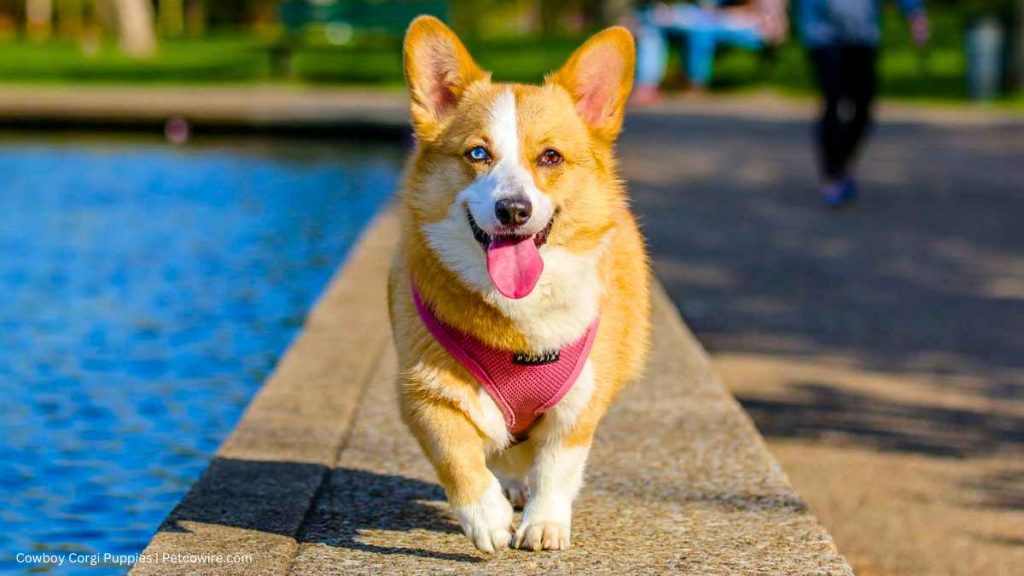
left=412, top=282, right=598, bottom=436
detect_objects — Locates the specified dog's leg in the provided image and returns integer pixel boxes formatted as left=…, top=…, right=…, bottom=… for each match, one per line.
left=403, top=393, right=513, bottom=554
left=514, top=361, right=600, bottom=551
left=514, top=439, right=591, bottom=551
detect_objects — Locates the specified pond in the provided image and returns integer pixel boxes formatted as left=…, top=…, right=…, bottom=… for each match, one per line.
left=0, top=135, right=402, bottom=574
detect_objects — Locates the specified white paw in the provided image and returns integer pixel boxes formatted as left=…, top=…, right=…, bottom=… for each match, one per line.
left=514, top=496, right=572, bottom=551
left=451, top=478, right=514, bottom=554
left=514, top=520, right=571, bottom=551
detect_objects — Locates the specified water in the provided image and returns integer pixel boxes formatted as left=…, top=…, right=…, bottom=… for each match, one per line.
left=0, top=135, right=402, bottom=574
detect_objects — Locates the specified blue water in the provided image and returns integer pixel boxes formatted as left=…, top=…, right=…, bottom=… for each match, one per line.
left=0, top=137, right=401, bottom=574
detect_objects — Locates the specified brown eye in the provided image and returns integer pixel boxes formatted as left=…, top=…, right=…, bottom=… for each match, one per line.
left=538, top=148, right=563, bottom=167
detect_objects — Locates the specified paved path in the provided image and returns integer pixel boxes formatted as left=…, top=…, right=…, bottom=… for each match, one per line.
left=130, top=209, right=851, bottom=575
left=619, top=107, right=1024, bottom=576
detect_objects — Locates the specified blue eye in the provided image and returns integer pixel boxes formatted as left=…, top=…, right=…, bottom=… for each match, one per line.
left=465, top=146, right=491, bottom=163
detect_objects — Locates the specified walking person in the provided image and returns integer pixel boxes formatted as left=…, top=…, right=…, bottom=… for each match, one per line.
left=800, top=0, right=929, bottom=206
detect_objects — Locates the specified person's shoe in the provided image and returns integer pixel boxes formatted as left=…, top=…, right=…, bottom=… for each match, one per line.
left=821, top=181, right=846, bottom=207
left=840, top=177, right=858, bottom=204
left=821, top=178, right=857, bottom=208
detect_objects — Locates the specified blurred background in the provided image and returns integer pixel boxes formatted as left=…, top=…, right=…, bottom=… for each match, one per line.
left=0, top=2, right=1020, bottom=576
left=0, top=0, right=1018, bottom=102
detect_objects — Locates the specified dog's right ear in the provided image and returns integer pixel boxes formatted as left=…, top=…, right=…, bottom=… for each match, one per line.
left=403, top=16, right=486, bottom=141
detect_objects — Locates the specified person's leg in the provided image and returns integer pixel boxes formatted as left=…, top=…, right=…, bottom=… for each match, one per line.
left=840, top=44, right=879, bottom=175
left=633, top=13, right=669, bottom=104
left=717, top=20, right=766, bottom=51
left=686, top=28, right=716, bottom=89
left=687, top=20, right=765, bottom=90
left=809, top=45, right=846, bottom=183
left=655, top=5, right=715, bottom=91
left=635, top=21, right=669, bottom=88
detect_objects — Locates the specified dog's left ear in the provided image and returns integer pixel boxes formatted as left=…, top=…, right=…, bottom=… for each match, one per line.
left=549, top=27, right=635, bottom=142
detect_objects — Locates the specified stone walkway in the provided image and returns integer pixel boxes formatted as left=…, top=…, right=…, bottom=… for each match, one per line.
left=619, top=106, right=1024, bottom=576
left=130, top=209, right=851, bottom=575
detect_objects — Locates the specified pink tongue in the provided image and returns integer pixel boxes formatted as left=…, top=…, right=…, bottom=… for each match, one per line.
left=486, top=236, right=544, bottom=299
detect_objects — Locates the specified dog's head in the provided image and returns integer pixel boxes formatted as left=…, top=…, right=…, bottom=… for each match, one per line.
left=403, top=16, right=634, bottom=301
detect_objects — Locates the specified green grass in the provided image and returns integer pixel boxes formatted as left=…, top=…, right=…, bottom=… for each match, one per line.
left=291, top=36, right=582, bottom=86
left=0, top=36, right=270, bottom=84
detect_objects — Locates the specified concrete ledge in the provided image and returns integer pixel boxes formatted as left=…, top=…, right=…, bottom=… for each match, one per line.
left=0, top=85, right=409, bottom=136
left=130, top=207, right=853, bottom=575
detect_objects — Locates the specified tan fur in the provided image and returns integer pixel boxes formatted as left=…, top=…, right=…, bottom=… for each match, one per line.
left=388, top=16, right=650, bottom=553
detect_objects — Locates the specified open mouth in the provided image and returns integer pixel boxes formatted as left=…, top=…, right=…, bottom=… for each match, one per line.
left=467, top=208, right=554, bottom=300
left=466, top=209, right=553, bottom=250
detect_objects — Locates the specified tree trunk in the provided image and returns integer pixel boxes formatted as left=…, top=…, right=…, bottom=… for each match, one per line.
left=159, top=0, right=184, bottom=37
left=56, top=0, right=83, bottom=39
left=1017, top=0, right=1024, bottom=90
left=114, top=0, right=155, bottom=57
left=26, top=0, right=53, bottom=41
left=184, top=0, right=206, bottom=37
left=449, top=0, right=484, bottom=40
left=536, top=0, right=562, bottom=38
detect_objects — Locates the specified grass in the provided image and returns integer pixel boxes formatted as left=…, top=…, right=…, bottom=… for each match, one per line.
left=0, top=6, right=1018, bottom=107
left=292, top=35, right=582, bottom=86
left=0, top=36, right=270, bottom=84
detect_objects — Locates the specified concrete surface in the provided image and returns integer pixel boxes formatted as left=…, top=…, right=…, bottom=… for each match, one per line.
left=0, top=86, right=409, bottom=133
left=130, top=207, right=852, bottom=575
left=93, top=86, right=1022, bottom=574
left=619, top=109, right=1024, bottom=576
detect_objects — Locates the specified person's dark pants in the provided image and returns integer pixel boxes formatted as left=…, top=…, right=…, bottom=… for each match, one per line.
left=809, top=44, right=878, bottom=181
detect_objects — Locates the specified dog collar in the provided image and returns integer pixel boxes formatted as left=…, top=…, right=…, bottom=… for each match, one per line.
left=411, top=280, right=598, bottom=436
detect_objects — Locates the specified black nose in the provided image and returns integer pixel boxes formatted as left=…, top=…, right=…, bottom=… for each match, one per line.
left=495, top=198, right=532, bottom=227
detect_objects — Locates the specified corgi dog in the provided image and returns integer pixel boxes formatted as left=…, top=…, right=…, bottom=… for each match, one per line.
left=388, top=16, right=650, bottom=554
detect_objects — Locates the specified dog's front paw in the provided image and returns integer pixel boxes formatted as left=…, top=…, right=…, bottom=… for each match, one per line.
left=452, top=478, right=514, bottom=554
left=514, top=520, right=571, bottom=551
left=515, top=496, right=572, bottom=551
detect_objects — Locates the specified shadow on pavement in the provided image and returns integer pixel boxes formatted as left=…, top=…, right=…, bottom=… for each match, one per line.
left=158, top=457, right=479, bottom=564
left=623, top=113, right=1024, bottom=459
left=739, top=382, right=1024, bottom=458
left=296, top=466, right=478, bottom=563
left=963, top=467, right=1024, bottom=511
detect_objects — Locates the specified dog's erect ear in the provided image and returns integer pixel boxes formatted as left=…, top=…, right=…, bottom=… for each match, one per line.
left=403, top=16, right=486, bottom=140
left=549, top=27, right=635, bottom=141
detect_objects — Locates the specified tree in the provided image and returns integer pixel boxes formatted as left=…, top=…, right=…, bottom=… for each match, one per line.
left=56, top=0, right=84, bottom=39
left=158, top=0, right=184, bottom=37
left=1017, top=0, right=1024, bottom=89
left=25, top=0, right=53, bottom=41
left=113, top=0, right=155, bottom=57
